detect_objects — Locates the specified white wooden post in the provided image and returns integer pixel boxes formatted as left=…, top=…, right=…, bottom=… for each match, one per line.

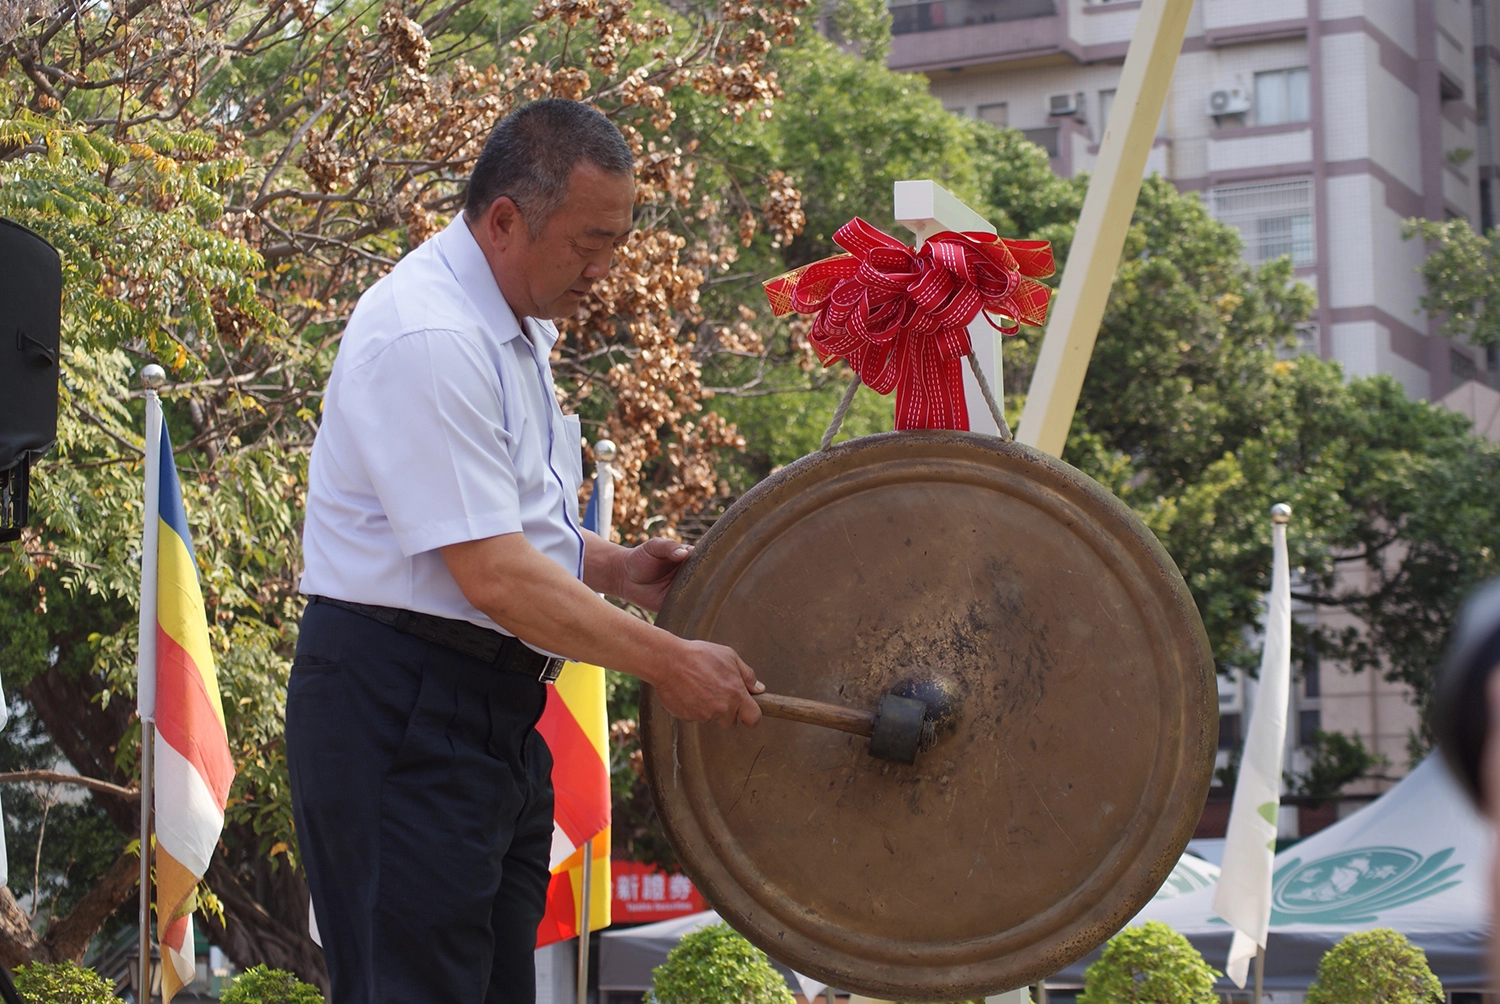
left=1016, top=0, right=1194, bottom=457
left=894, top=179, right=1003, bottom=437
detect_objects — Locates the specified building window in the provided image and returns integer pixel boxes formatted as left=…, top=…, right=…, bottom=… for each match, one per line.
left=1210, top=178, right=1315, bottom=267
left=1298, top=709, right=1322, bottom=747
left=1021, top=126, right=1060, bottom=158
left=1303, top=642, right=1320, bottom=697
left=1453, top=348, right=1480, bottom=384
left=978, top=102, right=1008, bottom=128
left=1218, top=712, right=1242, bottom=750
left=1254, top=67, right=1310, bottom=126
left=1098, top=89, right=1115, bottom=131
left=888, top=0, right=1058, bottom=35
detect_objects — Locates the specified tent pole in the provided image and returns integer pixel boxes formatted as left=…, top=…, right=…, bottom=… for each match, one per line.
left=1253, top=944, right=1264, bottom=1002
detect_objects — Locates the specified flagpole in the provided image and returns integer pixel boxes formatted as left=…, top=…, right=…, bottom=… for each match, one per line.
left=137, top=363, right=165, bottom=1002
left=1254, top=943, right=1264, bottom=1002
left=576, top=440, right=615, bottom=1004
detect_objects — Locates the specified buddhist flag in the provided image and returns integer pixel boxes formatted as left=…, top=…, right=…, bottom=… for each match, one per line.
left=534, top=469, right=612, bottom=948
left=1212, top=506, right=1293, bottom=988
left=139, top=414, right=235, bottom=1002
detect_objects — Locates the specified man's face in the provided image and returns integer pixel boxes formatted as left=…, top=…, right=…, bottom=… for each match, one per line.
left=476, top=161, right=635, bottom=321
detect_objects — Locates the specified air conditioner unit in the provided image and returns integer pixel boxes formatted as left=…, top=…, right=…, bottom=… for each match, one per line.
left=1048, top=92, right=1083, bottom=118
left=1206, top=86, right=1252, bottom=117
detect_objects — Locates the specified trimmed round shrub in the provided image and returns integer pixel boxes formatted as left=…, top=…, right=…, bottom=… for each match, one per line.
left=1305, top=929, right=1443, bottom=1004
left=1079, top=921, right=1219, bottom=1003
left=12, top=961, right=116, bottom=1004
left=649, top=922, right=795, bottom=1004
left=221, top=964, right=326, bottom=1003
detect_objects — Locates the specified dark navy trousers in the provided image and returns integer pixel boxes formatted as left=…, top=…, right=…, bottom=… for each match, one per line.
left=286, top=602, right=554, bottom=1004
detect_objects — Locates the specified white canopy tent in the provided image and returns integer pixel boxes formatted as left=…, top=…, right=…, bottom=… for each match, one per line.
left=1055, top=755, right=1493, bottom=991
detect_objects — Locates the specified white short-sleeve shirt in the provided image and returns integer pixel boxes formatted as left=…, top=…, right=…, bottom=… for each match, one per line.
left=300, top=216, right=586, bottom=636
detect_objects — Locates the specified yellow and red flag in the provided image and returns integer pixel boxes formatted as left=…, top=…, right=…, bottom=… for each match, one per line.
left=143, top=423, right=235, bottom=1001
left=535, top=660, right=611, bottom=946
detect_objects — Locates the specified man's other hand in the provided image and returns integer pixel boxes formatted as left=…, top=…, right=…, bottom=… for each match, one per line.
left=618, top=538, right=693, bottom=612
left=655, top=639, right=764, bottom=730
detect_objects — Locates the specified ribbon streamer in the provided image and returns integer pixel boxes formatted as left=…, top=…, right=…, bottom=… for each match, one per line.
left=764, top=218, right=1055, bottom=430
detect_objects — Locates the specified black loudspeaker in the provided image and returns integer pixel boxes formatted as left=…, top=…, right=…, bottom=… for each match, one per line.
left=0, top=217, right=62, bottom=543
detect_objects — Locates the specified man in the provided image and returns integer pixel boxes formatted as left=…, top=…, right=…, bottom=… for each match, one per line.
left=287, top=98, right=763, bottom=1004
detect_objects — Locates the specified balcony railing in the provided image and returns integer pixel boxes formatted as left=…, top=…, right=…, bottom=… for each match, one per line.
left=888, top=0, right=1056, bottom=35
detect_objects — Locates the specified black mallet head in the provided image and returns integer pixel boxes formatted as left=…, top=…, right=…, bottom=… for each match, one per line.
left=868, top=693, right=936, bottom=765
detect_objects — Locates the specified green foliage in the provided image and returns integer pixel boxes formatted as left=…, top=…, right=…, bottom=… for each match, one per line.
left=1405, top=218, right=1500, bottom=346
left=1305, top=929, right=1443, bottom=1004
left=1079, top=921, right=1219, bottom=1003
left=12, top=961, right=117, bottom=1004
left=648, top=923, right=794, bottom=1004
left=220, top=965, right=326, bottom=1004
left=1291, top=730, right=1390, bottom=803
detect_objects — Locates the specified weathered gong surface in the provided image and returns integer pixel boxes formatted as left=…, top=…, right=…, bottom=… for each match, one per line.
left=641, top=432, right=1216, bottom=999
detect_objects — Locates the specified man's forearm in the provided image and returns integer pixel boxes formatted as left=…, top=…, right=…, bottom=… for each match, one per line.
left=580, top=528, right=628, bottom=597
left=442, top=532, right=675, bottom=684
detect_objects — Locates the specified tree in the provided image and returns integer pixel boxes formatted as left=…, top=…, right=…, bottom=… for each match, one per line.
left=606, top=6, right=1500, bottom=854
left=1305, top=929, right=1443, bottom=1004
left=1079, top=921, right=1219, bottom=1003
left=1405, top=218, right=1500, bottom=347
left=1290, top=730, right=1389, bottom=805
left=648, top=923, right=794, bottom=1004
left=1, top=0, right=814, bottom=979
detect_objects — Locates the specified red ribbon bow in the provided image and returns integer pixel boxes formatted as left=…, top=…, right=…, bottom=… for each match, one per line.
left=764, top=218, right=1055, bottom=430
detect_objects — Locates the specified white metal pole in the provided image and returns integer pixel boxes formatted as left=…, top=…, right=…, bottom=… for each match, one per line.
left=576, top=440, right=616, bottom=1004
left=593, top=440, right=616, bottom=544
left=137, top=363, right=165, bottom=1002
left=576, top=851, right=592, bottom=1004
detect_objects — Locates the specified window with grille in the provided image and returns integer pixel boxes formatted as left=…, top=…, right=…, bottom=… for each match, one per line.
left=978, top=102, right=1008, bottom=128
left=1209, top=178, right=1315, bottom=267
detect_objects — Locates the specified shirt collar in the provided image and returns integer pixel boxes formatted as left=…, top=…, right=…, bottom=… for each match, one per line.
left=434, top=215, right=527, bottom=346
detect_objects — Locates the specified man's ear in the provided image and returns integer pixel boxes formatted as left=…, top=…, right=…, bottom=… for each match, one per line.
left=482, top=196, right=528, bottom=251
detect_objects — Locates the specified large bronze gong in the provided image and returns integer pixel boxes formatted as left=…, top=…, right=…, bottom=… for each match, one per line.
left=641, top=431, right=1216, bottom=999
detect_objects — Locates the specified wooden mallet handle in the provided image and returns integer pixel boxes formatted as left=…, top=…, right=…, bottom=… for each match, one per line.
left=753, top=692, right=876, bottom=738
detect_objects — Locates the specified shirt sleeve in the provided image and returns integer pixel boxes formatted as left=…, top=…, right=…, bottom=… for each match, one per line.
left=337, top=329, right=522, bottom=556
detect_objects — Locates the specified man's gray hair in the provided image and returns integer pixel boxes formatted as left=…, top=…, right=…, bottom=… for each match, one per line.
left=464, top=99, right=635, bottom=231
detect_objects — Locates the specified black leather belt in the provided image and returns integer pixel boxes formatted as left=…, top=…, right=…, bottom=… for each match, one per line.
left=307, top=595, right=566, bottom=683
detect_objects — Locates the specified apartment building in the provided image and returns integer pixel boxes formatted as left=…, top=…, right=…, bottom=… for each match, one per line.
left=893, top=0, right=1497, bottom=402
left=889, top=0, right=1500, bottom=804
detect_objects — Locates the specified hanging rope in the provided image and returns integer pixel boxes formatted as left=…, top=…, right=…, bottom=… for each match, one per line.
left=966, top=352, right=1012, bottom=441
left=820, top=373, right=863, bottom=451
left=820, top=354, right=1011, bottom=450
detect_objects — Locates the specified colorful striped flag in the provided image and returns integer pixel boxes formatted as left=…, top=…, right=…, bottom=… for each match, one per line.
left=145, top=423, right=235, bottom=1001
left=534, top=658, right=611, bottom=946
left=534, top=463, right=613, bottom=947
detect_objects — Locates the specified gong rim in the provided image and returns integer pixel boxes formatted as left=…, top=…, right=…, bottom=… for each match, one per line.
left=642, top=431, right=1216, bottom=998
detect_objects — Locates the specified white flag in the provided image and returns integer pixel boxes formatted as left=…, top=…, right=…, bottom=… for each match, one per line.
left=1211, top=509, right=1293, bottom=987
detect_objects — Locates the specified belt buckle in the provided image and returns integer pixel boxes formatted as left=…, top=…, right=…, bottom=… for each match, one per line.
left=539, top=657, right=566, bottom=684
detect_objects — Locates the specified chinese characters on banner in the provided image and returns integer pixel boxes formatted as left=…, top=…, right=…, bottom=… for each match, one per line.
left=611, top=859, right=706, bottom=923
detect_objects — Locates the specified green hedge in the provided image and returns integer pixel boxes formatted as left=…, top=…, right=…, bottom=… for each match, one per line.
left=221, top=964, right=326, bottom=1003
left=1079, top=921, right=1219, bottom=1003
left=1305, top=929, right=1443, bottom=1004
left=13, top=961, right=117, bottom=1004
left=649, top=923, right=794, bottom=1004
